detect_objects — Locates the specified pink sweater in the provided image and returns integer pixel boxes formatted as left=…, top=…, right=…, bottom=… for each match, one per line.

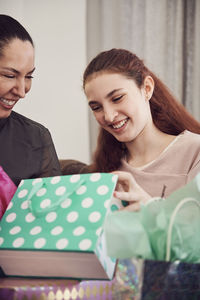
left=120, top=130, right=200, bottom=197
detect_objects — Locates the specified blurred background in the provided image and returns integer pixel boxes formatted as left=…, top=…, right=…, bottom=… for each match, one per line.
left=0, top=0, right=199, bottom=164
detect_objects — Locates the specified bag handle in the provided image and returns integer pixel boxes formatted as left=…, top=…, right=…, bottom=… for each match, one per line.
left=28, top=178, right=85, bottom=217
left=166, top=197, right=200, bottom=261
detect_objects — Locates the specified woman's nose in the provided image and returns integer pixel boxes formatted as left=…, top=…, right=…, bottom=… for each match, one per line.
left=13, top=79, right=26, bottom=98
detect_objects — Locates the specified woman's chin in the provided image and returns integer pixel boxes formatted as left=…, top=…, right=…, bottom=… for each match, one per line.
left=0, top=109, right=12, bottom=119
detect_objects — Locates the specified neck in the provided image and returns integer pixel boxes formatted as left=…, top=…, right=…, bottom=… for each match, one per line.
left=125, top=125, right=176, bottom=167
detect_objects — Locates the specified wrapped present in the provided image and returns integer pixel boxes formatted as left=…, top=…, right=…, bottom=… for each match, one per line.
left=1, top=260, right=200, bottom=300
left=0, top=173, right=117, bottom=280
left=0, top=277, right=116, bottom=300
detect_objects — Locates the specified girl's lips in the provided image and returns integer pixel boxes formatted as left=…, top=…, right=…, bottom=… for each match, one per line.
left=111, top=118, right=129, bottom=129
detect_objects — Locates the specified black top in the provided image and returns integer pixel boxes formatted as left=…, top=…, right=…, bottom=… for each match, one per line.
left=0, top=111, right=61, bottom=186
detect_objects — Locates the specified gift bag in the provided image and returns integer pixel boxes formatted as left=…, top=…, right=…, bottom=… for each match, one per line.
left=105, top=173, right=200, bottom=262
left=111, top=258, right=200, bottom=300
left=104, top=173, right=200, bottom=299
left=0, top=166, right=17, bottom=220
left=0, top=173, right=118, bottom=280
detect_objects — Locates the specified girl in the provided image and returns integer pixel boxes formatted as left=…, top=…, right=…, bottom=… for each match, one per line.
left=83, top=48, right=200, bottom=210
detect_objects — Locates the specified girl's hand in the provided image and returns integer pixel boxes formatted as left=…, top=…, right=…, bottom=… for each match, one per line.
left=112, top=171, right=151, bottom=211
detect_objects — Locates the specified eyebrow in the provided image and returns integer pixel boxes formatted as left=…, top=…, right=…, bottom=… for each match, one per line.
left=88, top=88, right=123, bottom=105
left=2, top=67, right=36, bottom=74
left=106, top=88, right=123, bottom=98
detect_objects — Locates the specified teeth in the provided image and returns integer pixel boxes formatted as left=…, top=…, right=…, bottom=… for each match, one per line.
left=112, top=119, right=128, bottom=129
left=0, top=98, right=15, bottom=106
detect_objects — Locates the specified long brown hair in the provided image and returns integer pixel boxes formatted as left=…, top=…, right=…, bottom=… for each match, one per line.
left=83, top=48, right=200, bottom=172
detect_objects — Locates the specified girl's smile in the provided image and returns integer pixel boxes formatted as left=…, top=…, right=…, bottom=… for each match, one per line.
left=85, top=72, right=154, bottom=143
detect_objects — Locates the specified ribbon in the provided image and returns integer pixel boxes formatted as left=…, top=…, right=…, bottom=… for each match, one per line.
left=28, top=177, right=85, bottom=217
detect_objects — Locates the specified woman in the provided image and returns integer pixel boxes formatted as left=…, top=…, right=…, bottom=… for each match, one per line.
left=83, top=48, right=200, bottom=210
left=0, top=15, right=61, bottom=186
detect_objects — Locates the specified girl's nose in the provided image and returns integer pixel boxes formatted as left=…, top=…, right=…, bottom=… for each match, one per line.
left=104, top=107, right=118, bottom=123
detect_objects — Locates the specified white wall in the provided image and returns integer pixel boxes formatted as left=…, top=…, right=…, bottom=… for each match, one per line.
left=0, top=0, right=90, bottom=163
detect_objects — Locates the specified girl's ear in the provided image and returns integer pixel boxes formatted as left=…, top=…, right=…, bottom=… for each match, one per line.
left=143, top=76, right=154, bottom=101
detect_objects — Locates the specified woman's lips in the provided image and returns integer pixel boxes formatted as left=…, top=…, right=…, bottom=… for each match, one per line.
left=0, top=98, right=16, bottom=109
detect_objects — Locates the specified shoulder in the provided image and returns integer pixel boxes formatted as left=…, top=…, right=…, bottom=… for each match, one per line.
left=179, top=130, right=200, bottom=145
left=175, top=130, right=200, bottom=165
left=11, top=111, right=49, bottom=133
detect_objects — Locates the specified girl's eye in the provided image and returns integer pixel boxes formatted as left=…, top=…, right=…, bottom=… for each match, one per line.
left=90, top=105, right=101, bottom=112
left=113, top=95, right=123, bottom=102
left=25, top=75, right=34, bottom=79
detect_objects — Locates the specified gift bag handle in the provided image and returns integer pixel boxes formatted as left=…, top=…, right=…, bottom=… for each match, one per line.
left=28, top=178, right=85, bottom=217
left=166, top=197, right=200, bottom=261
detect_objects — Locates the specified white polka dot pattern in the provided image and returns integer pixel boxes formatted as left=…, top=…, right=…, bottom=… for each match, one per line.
left=32, top=178, right=42, bottom=185
left=90, top=173, right=101, bottom=182
left=13, top=237, right=24, bottom=248
left=73, top=226, right=85, bottom=236
left=76, top=185, right=87, bottom=195
left=56, top=238, right=68, bottom=249
left=25, top=213, right=35, bottom=223
left=40, top=199, right=51, bottom=209
left=18, top=189, right=28, bottom=198
left=0, top=237, right=4, bottom=246
left=6, top=213, right=16, bottom=223
left=81, top=197, right=93, bottom=208
left=79, top=239, right=92, bottom=250
left=51, top=226, right=63, bottom=235
left=34, top=238, right=46, bottom=249
left=30, top=226, right=42, bottom=235
left=70, top=174, right=80, bottom=183
left=0, top=173, right=117, bottom=254
left=61, top=198, right=72, bottom=208
left=55, top=186, right=66, bottom=196
left=10, top=226, right=21, bottom=235
left=36, top=188, right=46, bottom=197
left=21, top=200, right=29, bottom=210
left=66, top=211, right=78, bottom=223
left=89, top=212, right=101, bottom=223
left=7, top=202, right=13, bottom=210
left=51, top=176, right=61, bottom=184
left=45, top=212, right=57, bottom=223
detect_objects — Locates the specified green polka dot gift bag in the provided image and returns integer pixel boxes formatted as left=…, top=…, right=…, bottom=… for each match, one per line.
left=0, top=173, right=118, bottom=280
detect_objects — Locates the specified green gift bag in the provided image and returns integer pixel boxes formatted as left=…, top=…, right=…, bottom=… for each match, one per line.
left=104, top=173, right=200, bottom=263
left=0, top=173, right=118, bottom=280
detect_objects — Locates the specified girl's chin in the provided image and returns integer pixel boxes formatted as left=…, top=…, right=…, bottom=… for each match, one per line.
left=113, top=135, right=132, bottom=143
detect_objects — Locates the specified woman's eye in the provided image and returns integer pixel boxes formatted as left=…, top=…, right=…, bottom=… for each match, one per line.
left=113, top=95, right=123, bottom=102
left=25, top=75, right=34, bottom=79
left=4, top=74, right=15, bottom=79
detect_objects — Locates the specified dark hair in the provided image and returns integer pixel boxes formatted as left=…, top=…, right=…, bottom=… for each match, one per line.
left=83, top=48, right=200, bottom=172
left=0, top=14, right=33, bottom=56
